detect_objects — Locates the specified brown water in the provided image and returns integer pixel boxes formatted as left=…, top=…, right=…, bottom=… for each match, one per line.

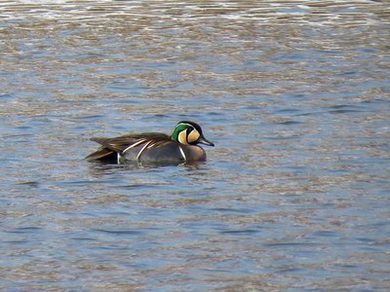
left=1, top=0, right=389, bottom=290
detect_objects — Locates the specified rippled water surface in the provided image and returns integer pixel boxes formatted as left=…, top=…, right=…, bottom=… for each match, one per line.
left=1, top=0, right=389, bottom=290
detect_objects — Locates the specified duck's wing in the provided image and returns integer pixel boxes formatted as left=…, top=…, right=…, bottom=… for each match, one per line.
left=85, top=133, right=170, bottom=161
left=91, top=133, right=170, bottom=152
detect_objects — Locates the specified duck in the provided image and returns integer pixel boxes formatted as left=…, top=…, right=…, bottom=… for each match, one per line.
left=85, top=121, right=214, bottom=164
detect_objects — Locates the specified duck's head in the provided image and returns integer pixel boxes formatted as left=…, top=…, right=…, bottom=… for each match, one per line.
left=171, top=121, right=215, bottom=147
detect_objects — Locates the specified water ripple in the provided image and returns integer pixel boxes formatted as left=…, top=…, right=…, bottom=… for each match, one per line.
left=0, top=0, right=388, bottom=290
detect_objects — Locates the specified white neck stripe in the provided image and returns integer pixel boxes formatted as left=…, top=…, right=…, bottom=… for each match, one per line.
left=178, top=145, right=187, bottom=161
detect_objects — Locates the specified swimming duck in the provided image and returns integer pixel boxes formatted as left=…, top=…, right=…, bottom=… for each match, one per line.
left=85, top=121, right=214, bottom=164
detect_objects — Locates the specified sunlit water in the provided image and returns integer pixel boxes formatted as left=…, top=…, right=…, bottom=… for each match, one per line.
left=1, top=0, right=389, bottom=290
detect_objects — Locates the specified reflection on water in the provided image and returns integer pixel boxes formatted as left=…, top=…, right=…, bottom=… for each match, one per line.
left=0, top=0, right=389, bottom=290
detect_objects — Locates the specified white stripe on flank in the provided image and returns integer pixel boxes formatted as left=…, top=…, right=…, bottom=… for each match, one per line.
left=178, top=145, right=186, bottom=161
left=136, top=140, right=153, bottom=161
left=122, top=139, right=146, bottom=154
left=117, top=153, right=121, bottom=164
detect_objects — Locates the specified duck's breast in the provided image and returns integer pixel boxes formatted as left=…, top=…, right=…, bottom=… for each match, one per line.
left=181, top=145, right=207, bottom=161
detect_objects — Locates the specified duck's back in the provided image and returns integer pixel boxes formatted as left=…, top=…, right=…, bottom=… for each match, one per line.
left=87, top=133, right=188, bottom=164
left=86, top=132, right=207, bottom=164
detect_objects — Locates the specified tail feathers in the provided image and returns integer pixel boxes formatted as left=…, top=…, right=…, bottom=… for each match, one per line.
left=85, top=147, right=116, bottom=162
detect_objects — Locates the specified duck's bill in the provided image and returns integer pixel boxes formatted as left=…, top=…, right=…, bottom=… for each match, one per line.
left=198, top=137, right=215, bottom=147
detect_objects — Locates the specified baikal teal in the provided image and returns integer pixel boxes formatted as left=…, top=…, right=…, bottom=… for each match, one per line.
left=85, top=121, right=214, bottom=164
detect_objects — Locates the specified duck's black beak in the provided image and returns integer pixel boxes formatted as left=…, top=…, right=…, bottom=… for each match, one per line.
left=198, top=136, right=215, bottom=147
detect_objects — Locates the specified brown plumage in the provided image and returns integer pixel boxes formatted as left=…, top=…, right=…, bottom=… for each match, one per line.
left=85, top=133, right=170, bottom=162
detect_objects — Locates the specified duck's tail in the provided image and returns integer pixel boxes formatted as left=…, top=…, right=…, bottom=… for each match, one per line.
left=85, top=137, right=118, bottom=163
left=85, top=147, right=116, bottom=161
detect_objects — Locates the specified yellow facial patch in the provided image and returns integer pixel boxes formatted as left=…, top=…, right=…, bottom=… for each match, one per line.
left=178, top=130, right=188, bottom=144
left=187, top=129, right=200, bottom=144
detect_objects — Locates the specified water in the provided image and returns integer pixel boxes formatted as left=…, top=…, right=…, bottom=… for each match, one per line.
left=1, top=0, right=389, bottom=290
